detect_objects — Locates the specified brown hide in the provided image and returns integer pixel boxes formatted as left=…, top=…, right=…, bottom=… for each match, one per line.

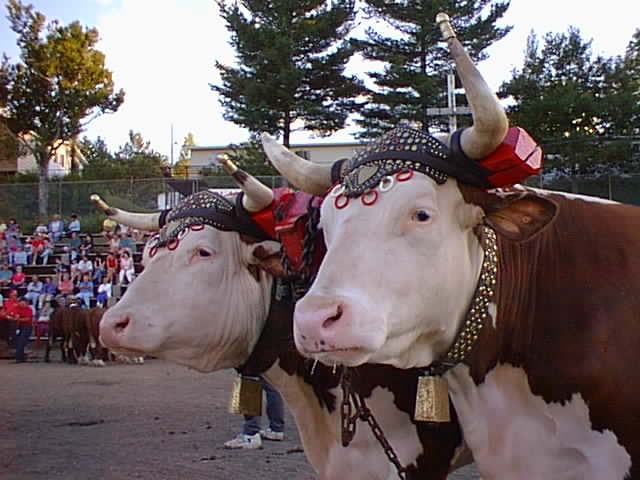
left=463, top=191, right=640, bottom=478
left=46, top=307, right=89, bottom=364
left=86, top=307, right=109, bottom=361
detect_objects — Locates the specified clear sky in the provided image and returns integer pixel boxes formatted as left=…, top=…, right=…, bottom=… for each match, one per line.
left=1, top=0, right=638, bottom=160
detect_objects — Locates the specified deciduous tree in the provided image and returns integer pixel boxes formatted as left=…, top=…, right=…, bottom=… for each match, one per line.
left=0, top=0, right=124, bottom=215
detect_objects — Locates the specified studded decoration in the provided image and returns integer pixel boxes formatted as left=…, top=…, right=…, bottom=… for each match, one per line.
left=153, top=190, right=269, bottom=249
left=415, top=226, right=498, bottom=422
left=335, top=128, right=450, bottom=198
left=442, top=226, right=498, bottom=365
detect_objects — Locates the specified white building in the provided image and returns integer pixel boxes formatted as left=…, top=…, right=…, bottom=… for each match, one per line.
left=18, top=139, right=86, bottom=177
left=188, top=141, right=363, bottom=174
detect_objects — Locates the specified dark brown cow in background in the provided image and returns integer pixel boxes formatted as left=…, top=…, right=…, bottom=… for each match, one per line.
left=45, top=304, right=109, bottom=365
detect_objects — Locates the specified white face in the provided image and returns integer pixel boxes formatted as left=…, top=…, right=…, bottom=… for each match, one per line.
left=293, top=174, right=486, bottom=369
left=99, top=226, right=273, bottom=372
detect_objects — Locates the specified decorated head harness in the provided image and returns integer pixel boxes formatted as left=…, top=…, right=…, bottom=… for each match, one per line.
left=147, top=191, right=270, bottom=254
left=331, top=127, right=493, bottom=198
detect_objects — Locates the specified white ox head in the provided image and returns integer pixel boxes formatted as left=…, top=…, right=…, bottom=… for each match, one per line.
left=94, top=171, right=284, bottom=372
left=263, top=14, right=555, bottom=369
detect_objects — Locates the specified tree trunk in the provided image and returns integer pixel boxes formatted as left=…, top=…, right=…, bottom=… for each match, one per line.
left=37, top=153, right=49, bottom=217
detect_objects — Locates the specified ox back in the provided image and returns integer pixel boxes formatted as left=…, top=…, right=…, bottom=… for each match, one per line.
left=456, top=190, right=640, bottom=479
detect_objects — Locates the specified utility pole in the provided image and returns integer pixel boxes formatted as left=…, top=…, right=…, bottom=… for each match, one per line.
left=170, top=123, right=174, bottom=166
left=426, top=71, right=472, bottom=134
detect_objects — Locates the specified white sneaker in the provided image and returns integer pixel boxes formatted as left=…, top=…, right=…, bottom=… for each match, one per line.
left=223, top=433, right=263, bottom=449
left=260, top=428, right=284, bottom=441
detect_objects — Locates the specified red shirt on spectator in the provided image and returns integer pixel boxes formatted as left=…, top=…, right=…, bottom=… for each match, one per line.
left=11, top=271, right=25, bottom=285
left=12, top=302, right=34, bottom=326
left=31, top=237, right=44, bottom=250
left=4, top=297, right=19, bottom=315
left=106, top=254, right=117, bottom=269
left=0, top=290, right=19, bottom=321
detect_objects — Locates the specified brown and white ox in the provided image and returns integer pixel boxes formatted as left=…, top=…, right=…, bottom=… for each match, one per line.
left=92, top=182, right=465, bottom=480
left=265, top=14, right=639, bottom=480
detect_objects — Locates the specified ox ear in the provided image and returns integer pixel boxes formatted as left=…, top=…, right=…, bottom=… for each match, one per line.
left=249, top=240, right=286, bottom=277
left=483, top=191, right=557, bottom=242
left=459, top=185, right=557, bottom=242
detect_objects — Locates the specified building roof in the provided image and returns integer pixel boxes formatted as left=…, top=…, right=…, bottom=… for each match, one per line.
left=189, top=140, right=363, bottom=151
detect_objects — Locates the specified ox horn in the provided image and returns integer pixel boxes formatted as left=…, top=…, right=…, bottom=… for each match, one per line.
left=260, top=133, right=333, bottom=195
left=436, top=13, right=508, bottom=159
left=90, top=194, right=163, bottom=231
left=217, top=154, right=274, bottom=213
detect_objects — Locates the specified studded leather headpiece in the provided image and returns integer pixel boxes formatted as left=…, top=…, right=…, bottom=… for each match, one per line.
left=155, top=190, right=269, bottom=246
left=331, top=127, right=492, bottom=197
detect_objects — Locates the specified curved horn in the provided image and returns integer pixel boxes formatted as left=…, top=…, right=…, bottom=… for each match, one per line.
left=90, top=194, right=163, bottom=231
left=261, top=133, right=333, bottom=195
left=217, top=155, right=274, bottom=213
left=436, top=13, right=508, bottom=159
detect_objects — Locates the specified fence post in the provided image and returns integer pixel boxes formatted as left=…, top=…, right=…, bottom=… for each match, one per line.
left=608, top=175, right=612, bottom=200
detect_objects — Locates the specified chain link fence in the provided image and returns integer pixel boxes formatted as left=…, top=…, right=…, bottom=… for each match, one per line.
left=1, top=173, right=639, bottom=232
left=0, top=175, right=287, bottom=232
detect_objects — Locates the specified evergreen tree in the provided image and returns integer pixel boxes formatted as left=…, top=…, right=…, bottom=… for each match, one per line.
left=602, top=29, right=640, bottom=137
left=212, top=0, right=365, bottom=146
left=115, top=130, right=167, bottom=178
left=500, top=28, right=636, bottom=174
left=355, top=0, right=510, bottom=138
left=0, top=1, right=124, bottom=215
left=79, top=136, right=122, bottom=180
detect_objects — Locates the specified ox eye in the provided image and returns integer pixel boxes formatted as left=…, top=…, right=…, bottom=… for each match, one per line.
left=412, top=210, right=431, bottom=222
left=198, top=248, right=213, bottom=258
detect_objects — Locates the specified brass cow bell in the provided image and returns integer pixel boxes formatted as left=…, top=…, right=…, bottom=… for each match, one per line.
left=414, top=375, right=451, bottom=422
left=229, top=375, right=263, bottom=417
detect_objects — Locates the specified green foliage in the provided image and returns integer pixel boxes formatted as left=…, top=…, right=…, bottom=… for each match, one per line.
left=228, top=137, right=279, bottom=176
left=80, top=131, right=168, bottom=179
left=0, top=0, right=124, bottom=214
left=212, top=0, right=365, bottom=146
left=354, top=0, right=510, bottom=138
left=501, top=27, right=640, bottom=175
left=173, top=132, right=195, bottom=177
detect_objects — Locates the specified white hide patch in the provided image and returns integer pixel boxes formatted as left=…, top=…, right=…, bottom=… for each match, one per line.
left=445, top=364, right=631, bottom=480
left=487, top=302, right=497, bottom=329
left=327, top=386, right=423, bottom=480
left=264, top=362, right=423, bottom=480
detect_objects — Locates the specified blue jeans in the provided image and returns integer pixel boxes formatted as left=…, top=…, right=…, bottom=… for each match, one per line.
left=242, top=379, right=284, bottom=435
left=15, top=324, right=32, bottom=362
left=78, top=292, right=92, bottom=308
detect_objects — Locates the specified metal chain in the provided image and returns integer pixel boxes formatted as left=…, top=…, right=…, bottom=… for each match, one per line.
left=277, top=199, right=320, bottom=300
left=341, top=370, right=408, bottom=480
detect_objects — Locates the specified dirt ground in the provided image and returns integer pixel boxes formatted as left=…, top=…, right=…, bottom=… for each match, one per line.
left=1, top=348, right=480, bottom=480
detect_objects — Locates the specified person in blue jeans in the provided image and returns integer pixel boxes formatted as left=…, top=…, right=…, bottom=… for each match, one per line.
left=224, top=378, right=285, bottom=449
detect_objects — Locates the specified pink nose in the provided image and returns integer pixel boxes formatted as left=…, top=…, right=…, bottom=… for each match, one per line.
left=294, top=295, right=349, bottom=353
left=99, top=312, right=131, bottom=348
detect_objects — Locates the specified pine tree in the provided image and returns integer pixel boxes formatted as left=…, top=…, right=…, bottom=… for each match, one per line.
left=500, top=28, right=626, bottom=174
left=212, top=0, right=365, bottom=146
left=355, top=0, right=510, bottom=138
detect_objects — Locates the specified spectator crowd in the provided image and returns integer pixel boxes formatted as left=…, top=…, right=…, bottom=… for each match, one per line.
left=0, top=213, right=148, bottom=362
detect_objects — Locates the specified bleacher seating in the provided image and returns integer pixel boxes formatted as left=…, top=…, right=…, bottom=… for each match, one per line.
left=1, top=233, right=145, bottom=301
